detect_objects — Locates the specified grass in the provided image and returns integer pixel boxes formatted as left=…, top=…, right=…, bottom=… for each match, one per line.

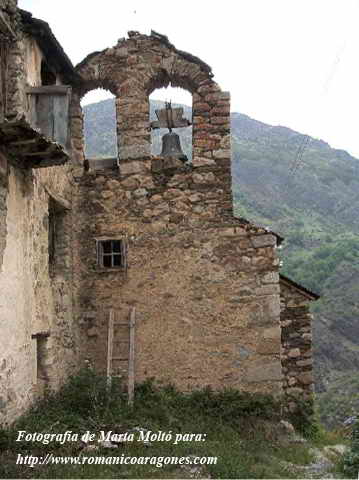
left=341, top=421, right=359, bottom=478
left=0, top=368, right=347, bottom=479
left=317, top=371, right=359, bottom=430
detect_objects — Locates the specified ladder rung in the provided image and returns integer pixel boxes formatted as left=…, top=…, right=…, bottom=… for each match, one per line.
left=112, top=356, right=129, bottom=361
left=114, top=322, right=129, bottom=326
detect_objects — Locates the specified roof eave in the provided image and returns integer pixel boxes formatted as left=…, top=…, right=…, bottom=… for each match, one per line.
left=19, top=9, right=82, bottom=85
left=280, top=273, right=320, bottom=300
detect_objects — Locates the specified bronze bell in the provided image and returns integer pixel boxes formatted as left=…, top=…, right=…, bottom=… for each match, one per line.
left=160, top=131, right=188, bottom=163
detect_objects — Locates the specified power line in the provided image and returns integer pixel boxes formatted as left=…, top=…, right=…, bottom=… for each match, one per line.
left=284, top=39, right=347, bottom=188
left=289, top=134, right=311, bottom=177
left=279, top=35, right=354, bottom=241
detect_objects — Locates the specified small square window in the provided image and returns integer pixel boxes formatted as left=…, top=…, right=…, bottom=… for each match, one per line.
left=97, top=239, right=127, bottom=269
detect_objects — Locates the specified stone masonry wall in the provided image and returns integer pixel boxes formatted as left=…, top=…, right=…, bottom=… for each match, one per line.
left=73, top=163, right=283, bottom=396
left=0, top=13, right=79, bottom=424
left=74, top=155, right=232, bottom=226
left=70, top=31, right=286, bottom=398
left=0, top=0, right=21, bottom=120
left=0, top=151, right=8, bottom=267
left=0, top=166, right=34, bottom=423
left=280, top=281, right=314, bottom=413
left=0, top=162, right=78, bottom=426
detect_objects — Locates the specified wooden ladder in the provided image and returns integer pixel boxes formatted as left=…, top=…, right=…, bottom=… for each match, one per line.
left=107, top=307, right=136, bottom=405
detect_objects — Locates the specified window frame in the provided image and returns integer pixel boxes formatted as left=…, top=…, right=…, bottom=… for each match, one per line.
left=47, top=193, right=69, bottom=275
left=96, top=237, right=127, bottom=271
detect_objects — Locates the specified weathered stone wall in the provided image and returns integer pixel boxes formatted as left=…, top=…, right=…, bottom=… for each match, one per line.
left=0, top=151, right=8, bottom=266
left=0, top=0, right=21, bottom=120
left=280, top=280, right=314, bottom=412
left=0, top=1, right=19, bottom=39
left=0, top=161, right=78, bottom=425
left=0, top=165, right=33, bottom=422
left=75, top=155, right=233, bottom=226
left=69, top=30, right=287, bottom=398
left=0, top=10, right=79, bottom=424
left=73, top=163, right=282, bottom=395
left=0, top=1, right=19, bottom=40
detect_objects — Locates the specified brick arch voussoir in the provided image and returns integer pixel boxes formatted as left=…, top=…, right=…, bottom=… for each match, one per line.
left=76, top=78, right=119, bottom=100
left=75, top=54, right=122, bottom=98
left=143, top=50, right=211, bottom=96
left=145, top=67, right=209, bottom=97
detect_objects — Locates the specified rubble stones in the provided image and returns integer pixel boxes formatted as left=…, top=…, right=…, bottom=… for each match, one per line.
left=246, top=362, right=282, bottom=383
left=119, top=161, right=147, bottom=175
left=280, top=282, right=314, bottom=413
left=192, top=157, right=216, bottom=167
left=252, top=234, right=277, bottom=248
left=288, top=348, right=301, bottom=358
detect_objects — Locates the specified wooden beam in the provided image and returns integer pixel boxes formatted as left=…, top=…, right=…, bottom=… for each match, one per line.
left=87, top=156, right=118, bottom=162
left=22, top=147, right=58, bottom=157
left=153, top=107, right=191, bottom=129
left=128, top=307, right=136, bottom=406
left=31, top=331, right=51, bottom=339
left=25, top=85, right=72, bottom=95
left=0, top=116, right=69, bottom=169
left=9, top=138, right=40, bottom=147
left=45, top=186, right=71, bottom=211
left=107, top=309, right=114, bottom=389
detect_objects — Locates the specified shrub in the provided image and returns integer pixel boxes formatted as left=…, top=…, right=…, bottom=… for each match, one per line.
left=343, top=421, right=359, bottom=478
left=287, top=397, right=324, bottom=441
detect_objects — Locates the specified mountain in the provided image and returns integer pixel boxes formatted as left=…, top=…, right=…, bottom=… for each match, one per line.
left=83, top=98, right=359, bottom=415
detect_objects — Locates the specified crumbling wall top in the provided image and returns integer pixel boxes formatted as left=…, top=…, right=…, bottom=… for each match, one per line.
left=75, top=30, right=216, bottom=96
left=147, top=30, right=213, bottom=77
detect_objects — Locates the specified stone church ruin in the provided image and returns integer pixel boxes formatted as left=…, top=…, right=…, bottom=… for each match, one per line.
left=0, top=1, right=318, bottom=425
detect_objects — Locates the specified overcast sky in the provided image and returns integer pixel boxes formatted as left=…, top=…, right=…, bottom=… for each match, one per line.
left=19, top=0, right=359, bottom=158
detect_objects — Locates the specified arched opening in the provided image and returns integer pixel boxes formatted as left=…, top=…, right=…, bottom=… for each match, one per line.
left=149, top=86, right=192, bottom=161
left=81, top=88, right=118, bottom=166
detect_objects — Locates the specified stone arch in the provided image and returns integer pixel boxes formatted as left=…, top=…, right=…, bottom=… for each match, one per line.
left=69, top=78, right=118, bottom=165
left=81, top=88, right=117, bottom=159
left=149, top=86, right=192, bottom=158
left=145, top=65, right=205, bottom=97
left=72, top=32, right=231, bottom=176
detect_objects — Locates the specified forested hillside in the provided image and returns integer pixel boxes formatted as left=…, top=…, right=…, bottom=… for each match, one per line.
left=83, top=99, right=359, bottom=417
